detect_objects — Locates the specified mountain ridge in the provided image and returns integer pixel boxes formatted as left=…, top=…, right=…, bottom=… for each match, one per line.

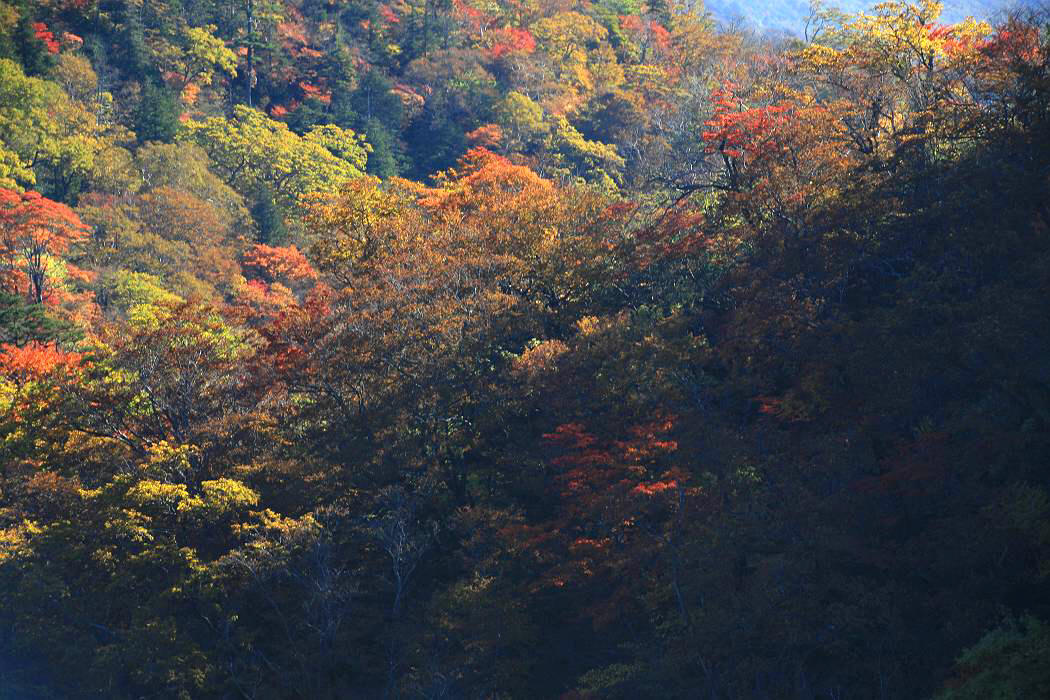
left=707, top=0, right=1042, bottom=32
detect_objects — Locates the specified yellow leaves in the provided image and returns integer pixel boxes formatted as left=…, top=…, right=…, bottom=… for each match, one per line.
left=497, top=91, right=550, bottom=150
left=0, top=519, right=39, bottom=562
left=125, top=475, right=259, bottom=520
left=0, top=144, right=31, bottom=190
left=153, top=24, right=238, bottom=92
left=303, top=176, right=409, bottom=281
left=589, top=43, right=625, bottom=94
left=794, top=42, right=841, bottom=70
left=575, top=315, right=608, bottom=337
left=624, top=63, right=667, bottom=85
left=844, top=1, right=990, bottom=69
left=548, top=115, right=625, bottom=188
left=571, top=61, right=595, bottom=94
left=103, top=507, right=155, bottom=544
left=181, top=106, right=369, bottom=214
left=114, top=272, right=184, bottom=320
left=183, top=25, right=238, bottom=83
left=512, top=338, right=569, bottom=381
left=0, top=58, right=108, bottom=191
left=52, top=54, right=98, bottom=104
left=230, top=508, right=319, bottom=541
left=0, top=1, right=16, bottom=33
left=529, top=11, right=614, bottom=111
left=799, top=0, right=991, bottom=75
left=198, top=478, right=260, bottom=514
left=791, top=1, right=994, bottom=161
left=144, top=440, right=196, bottom=476
left=127, top=479, right=191, bottom=511
left=303, top=124, right=371, bottom=172
left=532, top=12, right=608, bottom=61
left=497, top=91, right=625, bottom=187
left=870, top=0, right=943, bottom=25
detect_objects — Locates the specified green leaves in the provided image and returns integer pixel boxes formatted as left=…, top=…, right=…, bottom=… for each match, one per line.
left=937, top=616, right=1050, bottom=699
left=182, top=106, right=369, bottom=218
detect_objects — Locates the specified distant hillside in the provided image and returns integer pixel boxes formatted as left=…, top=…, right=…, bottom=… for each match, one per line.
left=707, top=0, right=1042, bottom=32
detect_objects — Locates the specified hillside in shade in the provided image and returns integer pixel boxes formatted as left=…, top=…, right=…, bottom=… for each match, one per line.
left=1, top=1, right=1050, bottom=698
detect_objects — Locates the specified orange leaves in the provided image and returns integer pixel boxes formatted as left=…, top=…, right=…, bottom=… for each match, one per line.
left=0, top=341, right=81, bottom=384
left=418, top=147, right=564, bottom=264
left=982, top=23, right=1044, bottom=66
left=259, top=284, right=334, bottom=375
left=233, top=278, right=297, bottom=318
left=390, top=83, right=425, bottom=112
left=701, top=83, right=795, bottom=162
left=29, top=22, right=80, bottom=54
left=923, top=22, right=987, bottom=58
left=378, top=4, right=401, bottom=25
left=618, top=15, right=672, bottom=57
left=299, top=81, right=331, bottom=105
left=531, top=415, right=692, bottom=622
left=424, top=147, right=552, bottom=211
left=853, top=432, right=951, bottom=497
left=631, top=479, right=677, bottom=496
left=60, top=32, right=83, bottom=51
left=32, top=22, right=60, bottom=54
left=466, top=123, right=503, bottom=148
left=451, top=0, right=490, bottom=36
left=691, top=80, right=857, bottom=236
left=544, top=423, right=612, bottom=475
left=0, top=190, right=88, bottom=257
left=242, top=244, right=318, bottom=285
left=543, top=416, right=679, bottom=499
left=755, top=395, right=783, bottom=415
left=634, top=203, right=708, bottom=266
left=617, top=417, right=678, bottom=459
left=236, top=245, right=318, bottom=320
left=0, top=189, right=89, bottom=304
left=421, top=147, right=554, bottom=226
left=485, top=27, right=536, bottom=60
left=512, top=338, right=569, bottom=382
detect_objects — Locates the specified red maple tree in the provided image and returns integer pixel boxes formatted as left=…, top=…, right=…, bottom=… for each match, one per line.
left=0, top=189, right=89, bottom=304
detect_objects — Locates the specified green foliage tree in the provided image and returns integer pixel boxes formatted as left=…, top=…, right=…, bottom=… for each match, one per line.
left=936, top=617, right=1050, bottom=699
left=0, top=291, right=79, bottom=346
left=132, top=80, right=180, bottom=144
left=182, top=105, right=369, bottom=213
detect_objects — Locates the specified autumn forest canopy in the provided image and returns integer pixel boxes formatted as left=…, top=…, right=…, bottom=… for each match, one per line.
left=1, top=0, right=1050, bottom=697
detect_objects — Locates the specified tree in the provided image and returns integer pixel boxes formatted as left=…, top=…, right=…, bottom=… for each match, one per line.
left=73, top=143, right=251, bottom=305
left=182, top=105, right=369, bottom=215
left=12, top=12, right=56, bottom=76
left=155, top=24, right=238, bottom=99
left=936, top=617, right=1050, bottom=699
left=0, top=57, right=111, bottom=200
left=0, top=189, right=88, bottom=303
left=0, top=290, right=80, bottom=346
left=792, top=0, right=992, bottom=166
left=133, top=81, right=181, bottom=144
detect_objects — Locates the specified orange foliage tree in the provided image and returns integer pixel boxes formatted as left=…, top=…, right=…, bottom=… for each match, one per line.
left=0, top=189, right=88, bottom=304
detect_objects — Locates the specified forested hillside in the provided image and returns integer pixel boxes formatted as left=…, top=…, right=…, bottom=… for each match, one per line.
left=1, top=0, right=1049, bottom=698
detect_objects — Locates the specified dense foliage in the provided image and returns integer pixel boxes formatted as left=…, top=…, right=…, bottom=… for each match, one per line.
left=1, top=0, right=1049, bottom=698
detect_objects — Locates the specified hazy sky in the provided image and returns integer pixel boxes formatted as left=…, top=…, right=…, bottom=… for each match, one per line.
left=703, top=0, right=1040, bottom=32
